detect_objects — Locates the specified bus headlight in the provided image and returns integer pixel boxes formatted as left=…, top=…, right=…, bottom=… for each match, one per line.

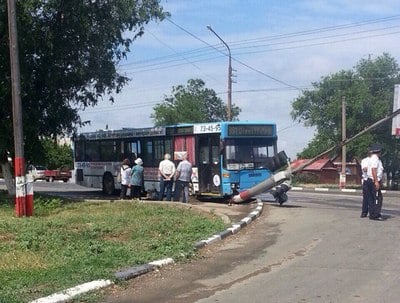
left=230, top=183, right=239, bottom=189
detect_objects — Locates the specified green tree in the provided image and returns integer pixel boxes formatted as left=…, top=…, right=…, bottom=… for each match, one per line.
left=151, top=78, right=241, bottom=125
left=40, top=139, right=73, bottom=170
left=0, top=0, right=167, bottom=193
left=291, top=53, right=400, bottom=178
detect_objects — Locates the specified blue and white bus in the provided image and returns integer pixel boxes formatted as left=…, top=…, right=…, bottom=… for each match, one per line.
left=73, top=121, right=287, bottom=199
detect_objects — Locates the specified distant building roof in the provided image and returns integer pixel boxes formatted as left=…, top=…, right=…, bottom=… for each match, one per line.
left=291, top=158, right=336, bottom=171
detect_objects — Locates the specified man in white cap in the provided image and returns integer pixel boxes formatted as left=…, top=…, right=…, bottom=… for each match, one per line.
left=158, top=153, right=176, bottom=201
left=366, top=143, right=384, bottom=221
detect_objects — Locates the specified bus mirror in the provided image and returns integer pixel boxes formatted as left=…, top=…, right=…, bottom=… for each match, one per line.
left=277, top=150, right=288, bottom=165
left=273, top=151, right=289, bottom=171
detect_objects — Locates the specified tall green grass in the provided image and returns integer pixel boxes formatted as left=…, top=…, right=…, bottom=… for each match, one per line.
left=0, top=191, right=226, bottom=303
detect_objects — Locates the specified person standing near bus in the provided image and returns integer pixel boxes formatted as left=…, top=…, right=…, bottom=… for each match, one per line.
left=120, top=158, right=131, bottom=200
left=360, top=151, right=371, bottom=217
left=130, top=158, right=144, bottom=200
left=174, top=153, right=192, bottom=203
left=366, top=143, right=384, bottom=221
left=158, top=153, right=176, bottom=201
left=376, top=147, right=384, bottom=217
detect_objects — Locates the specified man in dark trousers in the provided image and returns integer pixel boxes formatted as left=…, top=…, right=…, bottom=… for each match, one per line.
left=366, top=143, right=384, bottom=221
left=360, top=152, right=370, bottom=217
left=174, top=153, right=192, bottom=203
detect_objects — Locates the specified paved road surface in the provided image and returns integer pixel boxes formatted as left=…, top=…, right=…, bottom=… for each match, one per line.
left=102, top=191, right=400, bottom=303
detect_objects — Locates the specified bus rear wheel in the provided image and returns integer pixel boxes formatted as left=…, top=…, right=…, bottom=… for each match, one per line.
left=103, top=173, right=115, bottom=195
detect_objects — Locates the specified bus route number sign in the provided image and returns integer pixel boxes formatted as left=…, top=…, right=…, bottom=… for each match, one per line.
left=194, top=123, right=221, bottom=134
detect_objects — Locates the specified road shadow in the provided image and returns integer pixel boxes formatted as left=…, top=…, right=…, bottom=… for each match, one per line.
left=266, top=203, right=303, bottom=208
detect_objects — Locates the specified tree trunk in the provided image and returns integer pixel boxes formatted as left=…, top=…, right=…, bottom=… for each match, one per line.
left=1, top=162, right=15, bottom=196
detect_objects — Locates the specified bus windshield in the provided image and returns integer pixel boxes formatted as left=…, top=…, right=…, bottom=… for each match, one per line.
left=224, top=138, right=276, bottom=170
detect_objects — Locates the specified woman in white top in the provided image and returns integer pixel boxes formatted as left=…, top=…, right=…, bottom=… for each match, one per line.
left=120, top=158, right=131, bottom=199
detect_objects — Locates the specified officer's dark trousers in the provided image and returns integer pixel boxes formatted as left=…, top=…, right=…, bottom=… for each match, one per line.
left=365, top=179, right=382, bottom=219
left=361, top=180, right=369, bottom=215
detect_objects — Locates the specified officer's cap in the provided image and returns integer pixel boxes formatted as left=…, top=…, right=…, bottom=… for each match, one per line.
left=368, top=143, right=382, bottom=153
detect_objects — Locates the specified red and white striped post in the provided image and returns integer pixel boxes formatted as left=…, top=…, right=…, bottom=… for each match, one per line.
left=8, top=0, right=33, bottom=216
left=26, top=173, right=34, bottom=216
left=14, top=157, right=27, bottom=216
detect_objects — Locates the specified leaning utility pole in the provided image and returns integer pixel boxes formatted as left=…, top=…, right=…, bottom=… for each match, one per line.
left=7, top=0, right=32, bottom=216
left=340, top=96, right=346, bottom=188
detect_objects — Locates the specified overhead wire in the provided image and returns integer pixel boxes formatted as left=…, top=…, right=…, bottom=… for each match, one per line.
left=121, top=14, right=400, bottom=68
left=229, top=14, right=400, bottom=47
left=85, top=15, right=400, bottom=115
left=140, top=29, right=222, bottom=84
left=120, top=26, right=400, bottom=74
left=118, top=16, right=400, bottom=92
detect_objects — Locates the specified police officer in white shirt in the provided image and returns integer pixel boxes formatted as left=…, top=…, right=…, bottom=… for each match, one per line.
left=376, top=152, right=384, bottom=217
left=360, top=153, right=370, bottom=217
left=366, top=143, right=384, bottom=221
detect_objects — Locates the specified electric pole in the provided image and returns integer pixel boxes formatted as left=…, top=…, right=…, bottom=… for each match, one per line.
left=340, top=96, right=346, bottom=188
left=7, top=0, right=32, bottom=216
left=207, top=25, right=232, bottom=121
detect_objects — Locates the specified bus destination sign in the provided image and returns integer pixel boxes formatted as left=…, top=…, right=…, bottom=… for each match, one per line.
left=227, top=124, right=274, bottom=137
left=166, top=125, right=194, bottom=136
left=82, top=127, right=166, bottom=140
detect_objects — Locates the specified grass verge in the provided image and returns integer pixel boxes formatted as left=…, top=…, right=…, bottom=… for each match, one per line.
left=0, top=191, right=227, bottom=303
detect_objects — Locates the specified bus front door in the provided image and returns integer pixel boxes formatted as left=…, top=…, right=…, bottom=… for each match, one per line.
left=198, top=135, right=221, bottom=196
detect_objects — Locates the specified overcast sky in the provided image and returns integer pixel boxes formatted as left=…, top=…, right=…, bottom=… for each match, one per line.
left=78, top=0, right=400, bottom=159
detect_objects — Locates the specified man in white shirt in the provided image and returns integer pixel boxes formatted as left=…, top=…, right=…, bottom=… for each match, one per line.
left=360, top=154, right=370, bottom=217
left=158, top=153, right=176, bottom=201
left=376, top=152, right=384, bottom=217
left=366, top=143, right=384, bottom=221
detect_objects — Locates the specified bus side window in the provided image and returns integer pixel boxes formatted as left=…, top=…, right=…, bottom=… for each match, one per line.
left=100, top=140, right=116, bottom=161
left=145, top=140, right=153, bottom=166
left=75, top=140, right=85, bottom=161
left=86, top=141, right=100, bottom=161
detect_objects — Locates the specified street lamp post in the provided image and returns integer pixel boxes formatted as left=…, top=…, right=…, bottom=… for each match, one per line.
left=207, top=25, right=232, bottom=121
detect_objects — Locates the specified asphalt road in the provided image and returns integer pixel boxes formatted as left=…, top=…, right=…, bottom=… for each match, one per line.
left=101, top=191, right=400, bottom=303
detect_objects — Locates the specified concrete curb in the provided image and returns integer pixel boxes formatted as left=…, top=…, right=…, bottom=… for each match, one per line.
left=114, top=257, right=175, bottom=281
left=194, top=200, right=263, bottom=249
left=29, top=200, right=264, bottom=303
left=30, top=280, right=114, bottom=303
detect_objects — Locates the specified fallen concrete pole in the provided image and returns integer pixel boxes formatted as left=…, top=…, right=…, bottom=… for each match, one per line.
left=231, top=108, right=400, bottom=203
left=231, top=170, right=292, bottom=203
